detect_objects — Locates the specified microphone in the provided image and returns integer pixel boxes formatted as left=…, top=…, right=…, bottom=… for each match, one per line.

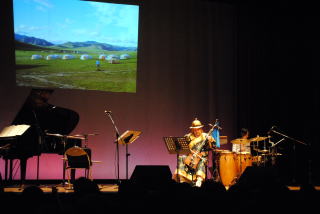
left=48, top=104, right=56, bottom=110
left=104, top=110, right=112, bottom=114
left=267, top=126, right=276, bottom=135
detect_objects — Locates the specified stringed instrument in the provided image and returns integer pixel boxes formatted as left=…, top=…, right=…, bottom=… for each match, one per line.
left=184, top=121, right=218, bottom=169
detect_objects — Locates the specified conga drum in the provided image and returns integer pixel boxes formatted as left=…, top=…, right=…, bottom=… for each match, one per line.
left=235, top=152, right=252, bottom=176
left=218, top=150, right=237, bottom=187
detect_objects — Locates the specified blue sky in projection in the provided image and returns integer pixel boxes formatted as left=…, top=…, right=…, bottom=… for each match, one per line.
left=13, top=0, right=139, bottom=47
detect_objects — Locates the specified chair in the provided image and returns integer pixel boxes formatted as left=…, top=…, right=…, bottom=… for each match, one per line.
left=64, top=146, right=97, bottom=188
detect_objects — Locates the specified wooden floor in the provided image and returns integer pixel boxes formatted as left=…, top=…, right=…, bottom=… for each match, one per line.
left=3, top=183, right=119, bottom=193
left=2, top=183, right=320, bottom=194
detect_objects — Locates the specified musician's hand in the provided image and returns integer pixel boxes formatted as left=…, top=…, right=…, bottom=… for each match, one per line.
left=207, top=135, right=215, bottom=143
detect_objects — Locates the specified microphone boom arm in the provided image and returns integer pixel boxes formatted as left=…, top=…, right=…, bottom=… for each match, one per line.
left=271, top=129, right=307, bottom=146
left=105, top=112, right=120, bottom=139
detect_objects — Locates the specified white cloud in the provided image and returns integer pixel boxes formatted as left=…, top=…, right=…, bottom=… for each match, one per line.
left=33, top=0, right=53, bottom=9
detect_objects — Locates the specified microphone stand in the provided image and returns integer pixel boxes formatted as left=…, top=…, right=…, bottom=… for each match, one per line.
left=271, top=130, right=307, bottom=146
left=105, top=112, right=121, bottom=184
left=270, top=129, right=308, bottom=185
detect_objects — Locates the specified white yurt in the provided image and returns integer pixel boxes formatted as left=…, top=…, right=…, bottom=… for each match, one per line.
left=107, top=54, right=120, bottom=64
left=99, top=54, right=106, bottom=60
left=80, top=54, right=93, bottom=60
left=53, top=54, right=62, bottom=59
left=31, top=54, right=42, bottom=60
left=62, top=54, right=75, bottom=60
left=46, top=54, right=59, bottom=60
left=120, top=53, right=130, bottom=59
left=106, top=54, right=119, bottom=60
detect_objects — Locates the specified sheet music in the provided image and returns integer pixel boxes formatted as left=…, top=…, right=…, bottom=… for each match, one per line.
left=0, top=124, right=30, bottom=137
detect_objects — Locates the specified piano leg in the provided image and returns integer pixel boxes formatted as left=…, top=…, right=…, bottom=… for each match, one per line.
left=4, top=159, right=8, bottom=181
left=71, top=169, right=76, bottom=184
left=20, top=158, right=27, bottom=185
left=3, top=158, right=27, bottom=184
left=9, top=160, right=13, bottom=181
left=3, top=159, right=12, bottom=182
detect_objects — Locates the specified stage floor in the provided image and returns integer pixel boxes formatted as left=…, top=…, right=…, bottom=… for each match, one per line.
left=2, top=183, right=320, bottom=194
left=3, top=183, right=119, bottom=193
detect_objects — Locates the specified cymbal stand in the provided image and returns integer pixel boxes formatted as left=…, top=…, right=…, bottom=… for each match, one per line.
left=84, top=134, right=88, bottom=148
left=263, top=140, right=267, bottom=167
left=269, top=138, right=284, bottom=167
left=61, top=135, right=67, bottom=186
left=268, top=138, right=276, bottom=166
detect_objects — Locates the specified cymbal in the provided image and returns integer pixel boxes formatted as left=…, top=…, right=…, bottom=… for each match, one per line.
left=46, top=133, right=64, bottom=138
left=258, top=149, right=269, bottom=153
left=262, top=152, right=282, bottom=156
left=250, top=136, right=269, bottom=142
left=230, top=138, right=251, bottom=144
left=66, top=135, right=85, bottom=140
left=46, top=133, right=85, bottom=140
left=71, top=133, right=99, bottom=138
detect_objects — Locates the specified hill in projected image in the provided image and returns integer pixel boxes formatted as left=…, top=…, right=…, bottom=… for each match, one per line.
left=13, top=0, right=139, bottom=93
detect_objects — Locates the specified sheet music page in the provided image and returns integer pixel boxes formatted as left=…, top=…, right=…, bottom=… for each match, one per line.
left=0, top=124, right=30, bottom=137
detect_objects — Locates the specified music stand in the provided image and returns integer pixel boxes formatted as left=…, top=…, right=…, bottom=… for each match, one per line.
left=0, top=124, right=30, bottom=137
left=0, top=125, right=30, bottom=183
left=117, top=130, right=142, bottom=179
left=163, top=136, right=190, bottom=183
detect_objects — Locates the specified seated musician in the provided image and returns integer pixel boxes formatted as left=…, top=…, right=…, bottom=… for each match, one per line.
left=173, top=118, right=215, bottom=187
left=232, top=128, right=251, bottom=154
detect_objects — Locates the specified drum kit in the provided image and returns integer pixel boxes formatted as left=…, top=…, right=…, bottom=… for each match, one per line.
left=213, top=135, right=282, bottom=188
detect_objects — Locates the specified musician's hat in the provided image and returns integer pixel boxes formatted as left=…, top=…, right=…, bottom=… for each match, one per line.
left=189, top=118, right=204, bottom=129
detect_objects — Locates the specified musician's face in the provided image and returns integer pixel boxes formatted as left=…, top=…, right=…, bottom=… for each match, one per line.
left=192, top=128, right=203, bottom=137
left=242, top=132, right=249, bottom=139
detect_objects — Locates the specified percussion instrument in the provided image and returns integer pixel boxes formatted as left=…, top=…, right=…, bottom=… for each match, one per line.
left=230, top=138, right=251, bottom=144
left=235, top=152, right=252, bottom=175
left=217, top=150, right=237, bottom=187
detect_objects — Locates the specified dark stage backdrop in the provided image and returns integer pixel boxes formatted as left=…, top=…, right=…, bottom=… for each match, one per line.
left=1, top=0, right=318, bottom=185
left=235, top=1, right=319, bottom=185
left=0, top=0, right=237, bottom=181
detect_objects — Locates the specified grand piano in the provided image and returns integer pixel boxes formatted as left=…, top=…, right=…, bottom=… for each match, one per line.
left=0, top=88, right=82, bottom=183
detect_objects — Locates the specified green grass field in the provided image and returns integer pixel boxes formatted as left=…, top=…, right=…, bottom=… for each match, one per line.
left=15, top=50, right=137, bottom=93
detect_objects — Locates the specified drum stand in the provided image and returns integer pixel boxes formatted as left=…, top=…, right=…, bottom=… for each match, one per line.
left=238, top=144, right=243, bottom=179
left=211, top=149, right=221, bottom=182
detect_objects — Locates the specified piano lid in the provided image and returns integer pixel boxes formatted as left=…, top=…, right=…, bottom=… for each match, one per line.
left=12, top=88, right=79, bottom=135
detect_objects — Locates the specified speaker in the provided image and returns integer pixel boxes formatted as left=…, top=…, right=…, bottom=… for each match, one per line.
left=238, top=166, right=279, bottom=186
left=130, top=165, right=172, bottom=186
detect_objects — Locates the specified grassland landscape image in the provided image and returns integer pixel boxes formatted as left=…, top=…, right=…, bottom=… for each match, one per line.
left=14, top=0, right=139, bottom=93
